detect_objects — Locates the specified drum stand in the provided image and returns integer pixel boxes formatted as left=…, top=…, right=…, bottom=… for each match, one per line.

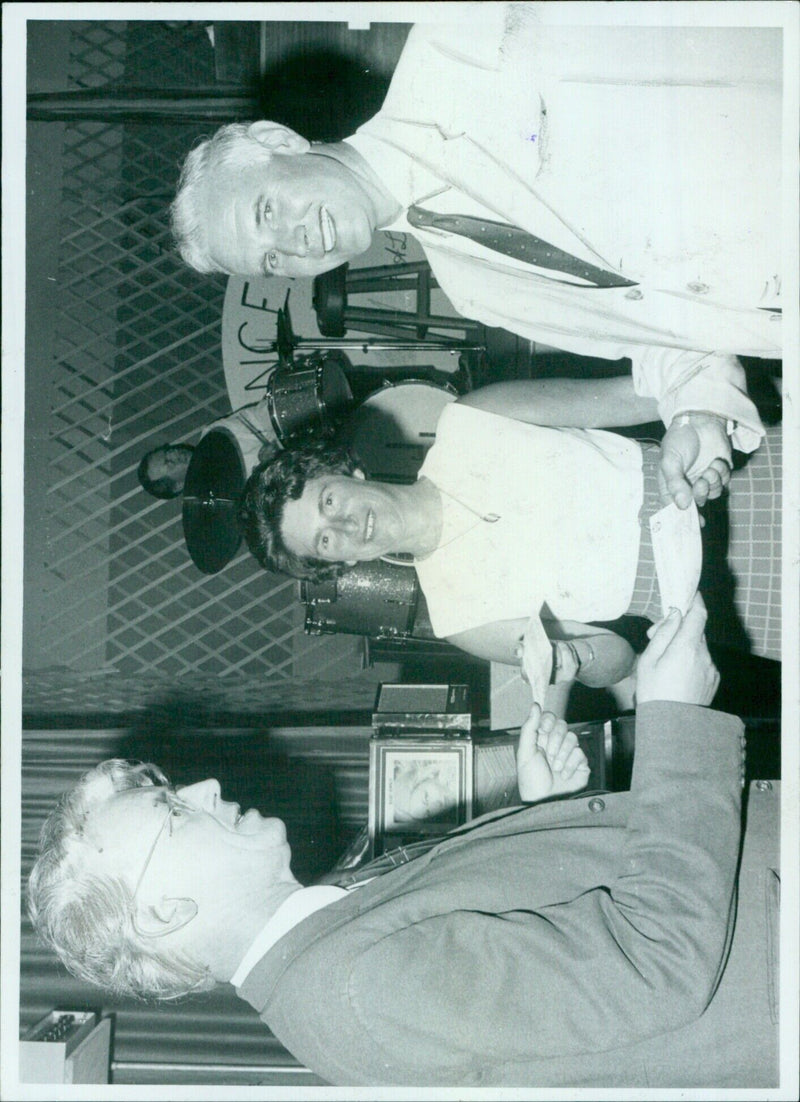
left=246, top=289, right=481, bottom=399
left=313, top=262, right=485, bottom=347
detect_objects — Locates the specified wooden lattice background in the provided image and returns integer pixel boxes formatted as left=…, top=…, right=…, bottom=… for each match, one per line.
left=27, top=21, right=393, bottom=703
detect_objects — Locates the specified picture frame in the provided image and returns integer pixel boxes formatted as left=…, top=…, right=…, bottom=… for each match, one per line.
left=369, top=738, right=472, bottom=850
left=367, top=721, right=621, bottom=856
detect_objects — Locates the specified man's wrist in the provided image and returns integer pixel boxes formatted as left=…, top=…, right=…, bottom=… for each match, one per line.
left=672, top=410, right=737, bottom=436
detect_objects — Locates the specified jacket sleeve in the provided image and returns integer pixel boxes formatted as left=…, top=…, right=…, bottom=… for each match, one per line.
left=341, top=702, right=745, bottom=1075
left=629, top=347, right=764, bottom=451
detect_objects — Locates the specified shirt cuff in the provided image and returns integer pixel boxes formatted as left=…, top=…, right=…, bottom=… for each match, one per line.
left=632, top=349, right=765, bottom=452
left=659, top=387, right=764, bottom=453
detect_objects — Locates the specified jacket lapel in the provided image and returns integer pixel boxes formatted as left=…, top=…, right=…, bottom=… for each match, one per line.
left=365, top=114, right=613, bottom=271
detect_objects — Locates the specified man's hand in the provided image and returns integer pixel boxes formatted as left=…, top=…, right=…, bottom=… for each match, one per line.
left=636, top=593, right=720, bottom=706
left=658, top=412, right=732, bottom=509
left=517, top=704, right=591, bottom=801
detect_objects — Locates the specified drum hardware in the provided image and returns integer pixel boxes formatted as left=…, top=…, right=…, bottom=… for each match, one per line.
left=273, top=291, right=483, bottom=377
left=313, top=262, right=485, bottom=345
left=275, top=294, right=294, bottom=365
left=274, top=335, right=483, bottom=355
left=244, top=288, right=483, bottom=400
left=182, top=429, right=245, bottom=575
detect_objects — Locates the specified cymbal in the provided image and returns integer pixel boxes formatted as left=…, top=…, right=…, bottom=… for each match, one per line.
left=182, top=429, right=245, bottom=574
left=276, top=289, right=295, bottom=366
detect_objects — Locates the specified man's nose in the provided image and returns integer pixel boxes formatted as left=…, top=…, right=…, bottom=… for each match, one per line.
left=176, top=778, right=221, bottom=812
left=275, top=223, right=309, bottom=257
left=331, top=512, right=358, bottom=533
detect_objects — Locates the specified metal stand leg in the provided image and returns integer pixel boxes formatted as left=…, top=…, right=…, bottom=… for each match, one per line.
left=313, top=262, right=483, bottom=346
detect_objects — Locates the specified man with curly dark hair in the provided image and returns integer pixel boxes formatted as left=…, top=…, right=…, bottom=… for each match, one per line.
left=239, top=438, right=357, bottom=582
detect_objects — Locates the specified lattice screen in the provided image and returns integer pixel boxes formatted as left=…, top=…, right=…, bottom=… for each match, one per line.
left=35, top=21, right=355, bottom=683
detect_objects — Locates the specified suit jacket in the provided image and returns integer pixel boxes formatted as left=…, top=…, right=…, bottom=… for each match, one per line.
left=350, top=7, right=782, bottom=445
left=238, top=701, right=779, bottom=1086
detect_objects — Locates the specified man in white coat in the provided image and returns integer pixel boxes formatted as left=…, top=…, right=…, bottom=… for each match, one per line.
left=171, top=4, right=784, bottom=509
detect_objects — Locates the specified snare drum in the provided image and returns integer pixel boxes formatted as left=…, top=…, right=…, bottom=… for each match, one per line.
left=267, top=351, right=353, bottom=443
left=344, top=380, right=457, bottom=482
left=302, top=559, right=436, bottom=640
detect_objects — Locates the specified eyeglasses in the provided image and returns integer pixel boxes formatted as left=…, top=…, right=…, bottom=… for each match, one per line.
left=130, top=788, right=195, bottom=912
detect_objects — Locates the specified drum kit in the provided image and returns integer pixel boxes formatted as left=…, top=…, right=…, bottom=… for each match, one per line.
left=302, top=559, right=437, bottom=643
left=183, top=287, right=471, bottom=649
left=182, top=428, right=246, bottom=575
left=182, top=337, right=356, bottom=574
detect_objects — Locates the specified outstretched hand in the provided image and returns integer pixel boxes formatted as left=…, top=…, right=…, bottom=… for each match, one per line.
left=517, top=704, right=591, bottom=802
left=658, top=413, right=732, bottom=509
left=636, top=593, right=720, bottom=706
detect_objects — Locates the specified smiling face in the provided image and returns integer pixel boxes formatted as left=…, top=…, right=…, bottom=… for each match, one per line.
left=279, top=474, right=410, bottom=564
left=84, top=779, right=297, bottom=959
left=203, top=148, right=380, bottom=278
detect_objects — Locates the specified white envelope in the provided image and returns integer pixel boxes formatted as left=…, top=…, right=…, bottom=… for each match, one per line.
left=649, top=502, right=703, bottom=618
left=520, top=612, right=554, bottom=707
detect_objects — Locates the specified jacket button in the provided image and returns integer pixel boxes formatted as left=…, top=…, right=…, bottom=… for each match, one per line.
left=625, top=288, right=643, bottom=300
left=588, top=797, right=606, bottom=813
left=687, top=281, right=710, bottom=294
left=755, top=779, right=773, bottom=792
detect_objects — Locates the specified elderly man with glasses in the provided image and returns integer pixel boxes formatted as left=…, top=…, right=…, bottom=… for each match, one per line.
left=27, top=596, right=780, bottom=1087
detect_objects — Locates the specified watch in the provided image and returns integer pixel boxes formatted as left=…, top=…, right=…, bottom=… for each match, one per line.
left=675, top=411, right=737, bottom=436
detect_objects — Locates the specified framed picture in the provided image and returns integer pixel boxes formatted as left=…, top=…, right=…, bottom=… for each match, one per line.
left=369, top=738, right=472, bottom=848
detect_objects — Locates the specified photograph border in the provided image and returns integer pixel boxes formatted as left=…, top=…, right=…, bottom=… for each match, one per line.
left=3, top=3, right=799, bottom=1099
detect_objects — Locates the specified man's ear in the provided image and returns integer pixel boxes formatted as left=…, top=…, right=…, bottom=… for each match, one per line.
left=135, top=896, right=198, bottom=940
left=353, top=468, right=366, bottom=481
left=247, top=121, right=311, bottom=156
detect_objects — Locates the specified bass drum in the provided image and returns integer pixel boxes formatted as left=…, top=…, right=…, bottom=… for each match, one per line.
left=343, top=379, right=457, bottom=482
left=267, top=350, right=353, bottom=443
left=301, top=559, right=436, bottom=640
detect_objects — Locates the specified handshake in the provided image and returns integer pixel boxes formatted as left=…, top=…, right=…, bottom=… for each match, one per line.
left=518, top=593, right=719, bottom=802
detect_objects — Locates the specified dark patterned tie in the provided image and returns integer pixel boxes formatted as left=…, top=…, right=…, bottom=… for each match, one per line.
left=407, top=204, right=637, bottom=289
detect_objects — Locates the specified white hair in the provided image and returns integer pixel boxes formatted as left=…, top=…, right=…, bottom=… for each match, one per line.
left=170, top=122, right=274, bottom=273
left=27, top=760, right=214, bottom=1001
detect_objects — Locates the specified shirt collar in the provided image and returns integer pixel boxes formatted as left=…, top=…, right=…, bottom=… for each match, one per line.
left=344, top=130, right=444, bottom=217
left=230, top=885, right=347, bottom=989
